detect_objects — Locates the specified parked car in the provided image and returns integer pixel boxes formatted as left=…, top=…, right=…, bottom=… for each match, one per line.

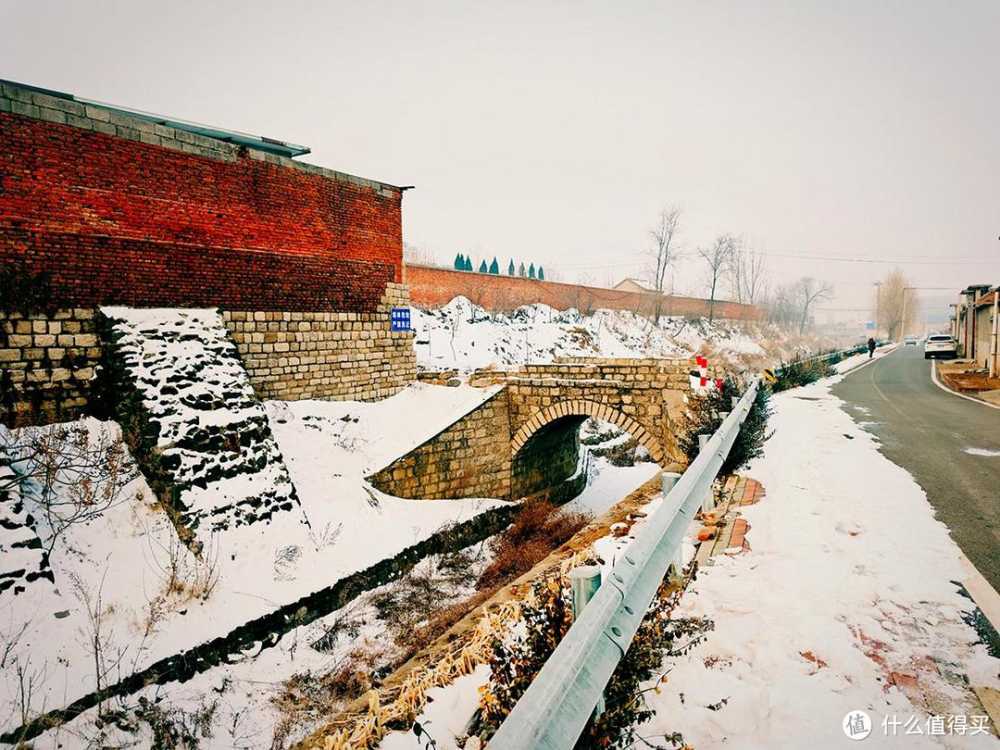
left=924, top=334, right=957, bottom=359
left=904, top=335, right=919, bottom=346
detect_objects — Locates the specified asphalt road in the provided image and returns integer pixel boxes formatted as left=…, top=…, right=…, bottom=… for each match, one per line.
left=832, top=345, right=1000, bottom=591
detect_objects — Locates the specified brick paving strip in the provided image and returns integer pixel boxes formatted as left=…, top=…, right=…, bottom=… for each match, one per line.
left=693, top=474, right=764, bottom=566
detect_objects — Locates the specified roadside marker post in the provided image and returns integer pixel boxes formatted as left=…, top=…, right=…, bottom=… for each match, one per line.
left=697, top=435, right=714, bottom=512
left=569, top=566, right=605, bottom=717
left=661, top=472, right=684, bottom=578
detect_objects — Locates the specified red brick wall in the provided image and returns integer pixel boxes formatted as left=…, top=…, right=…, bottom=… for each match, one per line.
left=406, top=265, right=763, bottom=320
left=0, top=111, right=402, bottom=311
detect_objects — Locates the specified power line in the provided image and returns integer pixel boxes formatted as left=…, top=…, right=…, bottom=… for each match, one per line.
left=554, top=252, right=997, bottom=271
left=756, top=252, right=995, bottom=266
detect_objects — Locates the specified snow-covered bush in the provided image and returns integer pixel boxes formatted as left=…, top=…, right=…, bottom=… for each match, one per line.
left=771, top=357, right=835, bottom=392
left=1, top=420, right=137, bottom=556
left=677, top=378, right=772, bottom=474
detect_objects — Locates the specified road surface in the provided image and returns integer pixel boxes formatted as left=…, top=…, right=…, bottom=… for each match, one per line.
left=832, top=345, right=1000, bottom=591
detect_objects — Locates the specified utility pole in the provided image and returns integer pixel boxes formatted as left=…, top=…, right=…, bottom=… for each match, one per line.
left=991, top=289, right=999, bottom=378
left=874, top=281, right=881, bottom=339
left=900, top=287, right=909, bottom=342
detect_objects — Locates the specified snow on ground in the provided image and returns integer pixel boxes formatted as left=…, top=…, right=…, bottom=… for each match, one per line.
left=410, top=297, right=778, bottom=372
left=640, top=369, right=1000, bottom=749
left=832, top=344, right=897, bottom=375
left=265, top=381, right=503, bottom=477
left=0, top=383, right=508, bottom=742
left=101, top=307, right=301, bottom=533
left=565, top=457, right=661, bottom=517
left=29, top=541, right=496, bottom=750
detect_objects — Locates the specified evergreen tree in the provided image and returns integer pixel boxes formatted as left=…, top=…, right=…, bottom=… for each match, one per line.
left=489, top=257, right=500, bottom=274
left=538, top=266, right=545, bottom=281
left=454, top=252, right=465, bottom=270
left=508, top=259, right=516, bottom=275
left=465, top=256, right=474, bottom=271
left=518, top=262, right=526, bottom=277
left=528, top=263, right=536, bottom=279
left=478, top=259, right=488, bottom=273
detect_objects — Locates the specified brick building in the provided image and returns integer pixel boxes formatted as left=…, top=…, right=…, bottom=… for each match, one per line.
left=0, top=80, right=415, bottom=425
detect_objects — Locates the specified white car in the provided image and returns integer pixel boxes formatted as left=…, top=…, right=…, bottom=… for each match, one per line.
left=904, top=335, right=919, bottom=346
left=924, top=334, right=957, bottom=359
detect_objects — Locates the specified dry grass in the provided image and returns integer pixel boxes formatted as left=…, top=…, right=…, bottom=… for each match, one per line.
left=476, top=499, right=589, bottom=592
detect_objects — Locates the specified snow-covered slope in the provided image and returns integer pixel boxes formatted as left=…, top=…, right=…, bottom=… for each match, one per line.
left=411, top=297, right=816, bottom=372
left=102, top=307, right=303, bottom=537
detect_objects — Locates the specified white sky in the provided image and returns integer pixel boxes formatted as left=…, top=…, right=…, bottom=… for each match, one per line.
left=3, top=1, right=998, bottom=322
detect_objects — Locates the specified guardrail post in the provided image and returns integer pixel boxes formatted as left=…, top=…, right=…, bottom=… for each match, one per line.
left=661, top=472, right=684, bottom=580
left=697, top=434, right=715, bottom=513
left=570, top=565, right=602, bottom=618
left=569, top=565, right=605, bottom=716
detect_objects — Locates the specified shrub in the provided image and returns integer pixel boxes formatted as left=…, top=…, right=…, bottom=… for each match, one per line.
left=476, top=499, right=589, bottom=591
left=678, top=377, right=772, bottom=475
left=576, top=582, right=714, bottom=749
left=476, top=574, right=713, bottom=749
left=771, top=357, right=835, bottom=392
left=724, top=385, right=772, bottom=474
left=478, top=577, right=572, bottom=729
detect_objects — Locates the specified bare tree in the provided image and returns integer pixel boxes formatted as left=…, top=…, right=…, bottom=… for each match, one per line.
left=646, top=206, right=682, bottom=322
left=402, top=242, right=437, bottom=267
left=763, top=282, right=797, bottom=327
left=795, top=277, right=834, bottom=333
left=729, top=241, right=769, bottom=306
left=875, top=268, right=918, bottom=340
left=0, top=423, right=137, bottom=556
left=698, top=234, right=737, bottom=322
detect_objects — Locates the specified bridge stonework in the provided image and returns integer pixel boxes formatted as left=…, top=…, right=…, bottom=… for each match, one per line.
left=370, top=357, right=699, bottom=501
left=507, top=358, right=693, bottom=472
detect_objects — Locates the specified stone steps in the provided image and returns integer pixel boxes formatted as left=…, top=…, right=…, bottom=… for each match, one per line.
left=100, top=307, right=303, bottom=539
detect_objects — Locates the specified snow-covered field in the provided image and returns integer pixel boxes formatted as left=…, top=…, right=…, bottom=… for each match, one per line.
left=410, top=297, right=823, bottom=373
left=641, top=363, right=1000, bottom=749
left=0, top=384, right=509, bottom=746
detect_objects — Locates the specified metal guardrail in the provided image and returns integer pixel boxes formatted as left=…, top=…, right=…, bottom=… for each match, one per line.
left=490, top=343, right=877, bottom=748
left=489, top=377, right=761, bottom=749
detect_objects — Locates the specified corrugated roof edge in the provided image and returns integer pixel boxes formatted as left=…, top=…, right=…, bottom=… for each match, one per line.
left=0, top=78, right=406, bottom=195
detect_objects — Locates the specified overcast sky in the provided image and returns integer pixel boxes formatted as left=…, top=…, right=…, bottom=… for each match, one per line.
left=3, top=1, right=998, bottom=322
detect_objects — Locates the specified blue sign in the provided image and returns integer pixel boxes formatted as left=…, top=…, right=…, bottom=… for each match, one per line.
left=865, top=320, right=876, bottom=330
left=390, top=307, right=412, bottom=332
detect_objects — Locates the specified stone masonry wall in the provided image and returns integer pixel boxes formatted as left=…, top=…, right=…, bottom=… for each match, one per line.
left=510, top=416, right=583, bottom=499
left=1, top=309, right=101, bottom=428
left=224, top=284, right=417, bottom=402
left=369, top=389, right=513, bottom=500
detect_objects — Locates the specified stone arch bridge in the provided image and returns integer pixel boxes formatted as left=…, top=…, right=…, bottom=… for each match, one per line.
left=371, top=357, right=707, bottom=501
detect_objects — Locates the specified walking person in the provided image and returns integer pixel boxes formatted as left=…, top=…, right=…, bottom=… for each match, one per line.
left=867, top=337, right=876, bottom=359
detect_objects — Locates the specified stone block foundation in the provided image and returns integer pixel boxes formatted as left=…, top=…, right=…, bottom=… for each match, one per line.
left=1, top=308, right=102, bottom=427
left=223, top=283, right=417, bottom=402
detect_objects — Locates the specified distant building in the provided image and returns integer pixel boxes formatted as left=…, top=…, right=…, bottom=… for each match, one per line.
left=953, top=284, right=998, bottom=374
left=613, top=278, right=653, bottom=293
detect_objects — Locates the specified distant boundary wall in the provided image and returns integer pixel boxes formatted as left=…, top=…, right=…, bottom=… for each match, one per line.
left=406, top=264, right=763, bottom=321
